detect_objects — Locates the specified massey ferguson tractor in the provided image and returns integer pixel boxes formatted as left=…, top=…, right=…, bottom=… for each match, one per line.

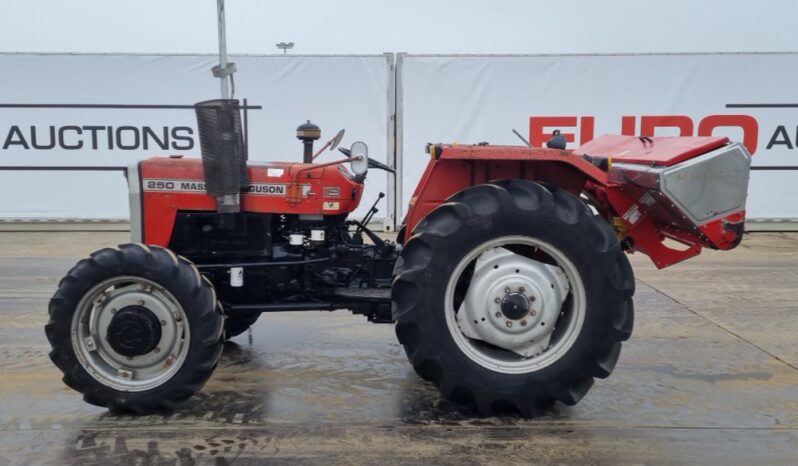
left=44, top=96, right=751, bottom=416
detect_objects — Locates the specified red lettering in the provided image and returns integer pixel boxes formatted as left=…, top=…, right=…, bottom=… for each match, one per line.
left=621, top=116, right=636, bottom=136
left=529, top=117, right=576, bottom=147
left=640, top=115, right=693, bottom=137
left=697, top=114, right=758, bottom=154
left=528, top=114, right=759, bottom=153
left=579, top=116, right=594, bottom=145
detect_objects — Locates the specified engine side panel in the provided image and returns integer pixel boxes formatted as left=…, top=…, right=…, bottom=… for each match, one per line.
left=138, top=157, right=364, bottom=246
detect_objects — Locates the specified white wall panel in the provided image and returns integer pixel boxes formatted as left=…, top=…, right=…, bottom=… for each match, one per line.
left=0, top=53, right=392, bottom=218
left=398, top=53, right=798, bottom=220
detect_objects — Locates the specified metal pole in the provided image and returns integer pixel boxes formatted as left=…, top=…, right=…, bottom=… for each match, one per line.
left=384, top=52, right=396, bottom=232
left=217, top=0, right=229, bottom=99
left=395, top=53, right=405, bottom=228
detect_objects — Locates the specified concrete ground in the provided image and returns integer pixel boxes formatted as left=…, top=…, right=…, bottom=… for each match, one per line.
left=0, top=232, right=796, bottom=465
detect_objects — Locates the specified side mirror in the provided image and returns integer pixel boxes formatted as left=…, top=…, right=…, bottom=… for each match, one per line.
left=349, top=141, right=369, bottom=177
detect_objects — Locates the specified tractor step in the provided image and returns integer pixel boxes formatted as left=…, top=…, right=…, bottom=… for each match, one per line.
left=334, top=287, right=391, bottom=302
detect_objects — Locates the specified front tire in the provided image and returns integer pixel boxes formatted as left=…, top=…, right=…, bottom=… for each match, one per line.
left=392, top=180, right=635, bottom=417
left=45, top=244, right=224, bottom=413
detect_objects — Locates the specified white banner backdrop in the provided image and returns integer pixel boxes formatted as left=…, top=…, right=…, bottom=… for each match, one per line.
left=2, top=52, right=797, bottom=224
left=397, top=53, right=798, bottom=220
left=0, top=53, right=392, bottom=218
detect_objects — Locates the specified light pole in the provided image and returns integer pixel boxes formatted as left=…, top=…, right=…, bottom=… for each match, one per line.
left=276, top=42, right=295, bottom=55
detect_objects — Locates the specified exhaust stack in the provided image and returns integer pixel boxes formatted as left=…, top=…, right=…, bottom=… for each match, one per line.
left=194, top=99, right=248, bottom=213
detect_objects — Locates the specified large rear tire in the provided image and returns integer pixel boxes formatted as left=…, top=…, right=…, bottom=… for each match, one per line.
left=392, top=180, right=635, bottom=417
left=45, top=244, right=224, bottom=413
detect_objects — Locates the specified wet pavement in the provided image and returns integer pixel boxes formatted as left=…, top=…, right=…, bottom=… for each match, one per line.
left=0, top=232, right=797, bottom=465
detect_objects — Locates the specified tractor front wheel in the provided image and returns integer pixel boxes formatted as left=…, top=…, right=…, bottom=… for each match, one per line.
left=45, top=244, right=223, bottom=413
left=392, top=180, right=635, bottom=417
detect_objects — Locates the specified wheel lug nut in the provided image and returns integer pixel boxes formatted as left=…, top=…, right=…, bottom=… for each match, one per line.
left=529, top=296, right=536, bottom=302
left=138, top=300, right=145, bottom=306
left=519, top=287, right=525, bottom=293
left=153, top=347, right=160, bottom=353
left=504, top=287, right=511, bottom=294
left=495, top=311, right=502, bottom=318
left=530, top=310, right=537, bottom=316
left=521, top=319, right=527, bottom=326
left=110, top=308, right=117, bottom=314
left=160, top=320, right=166, bottom=326
left=494, top=297, right=500, bottom=303
left=505, top=321, right=513, bottom=328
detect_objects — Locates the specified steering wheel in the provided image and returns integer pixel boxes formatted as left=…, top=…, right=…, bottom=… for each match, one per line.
left=338, top=147, right=395, bottom=173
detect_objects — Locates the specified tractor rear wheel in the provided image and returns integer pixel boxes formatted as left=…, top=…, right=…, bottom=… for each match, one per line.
left=45, top=244, right=223, bottom=413
left=392, top=180, right=635, bottom=417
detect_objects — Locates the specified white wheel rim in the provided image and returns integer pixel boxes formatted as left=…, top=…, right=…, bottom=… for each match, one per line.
left=70, top=276, right=191, bottom=392
left=444, top=236, right=586, bottom=374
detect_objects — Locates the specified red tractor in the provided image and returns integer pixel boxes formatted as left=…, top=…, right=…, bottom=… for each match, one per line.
left=45, top=99, right=751, bottom=417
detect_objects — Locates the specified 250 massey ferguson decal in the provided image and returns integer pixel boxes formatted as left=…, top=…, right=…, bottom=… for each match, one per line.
left=144, top=179, right=311, bottom=196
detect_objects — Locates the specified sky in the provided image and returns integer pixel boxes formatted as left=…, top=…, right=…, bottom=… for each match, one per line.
left=0, top=0, right=796, bottom=55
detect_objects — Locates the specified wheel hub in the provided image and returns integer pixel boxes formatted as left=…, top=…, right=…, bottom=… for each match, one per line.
left=455, top=246, right=571, bottom=358
left=71, top=276, right=190, bottom=392
left=106, top=306, right=162, bottom=357
left=500, top=293, right=530, bottom=320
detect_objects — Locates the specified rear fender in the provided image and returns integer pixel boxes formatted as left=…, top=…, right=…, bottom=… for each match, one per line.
left=403, top=144, right=608, bottom=237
